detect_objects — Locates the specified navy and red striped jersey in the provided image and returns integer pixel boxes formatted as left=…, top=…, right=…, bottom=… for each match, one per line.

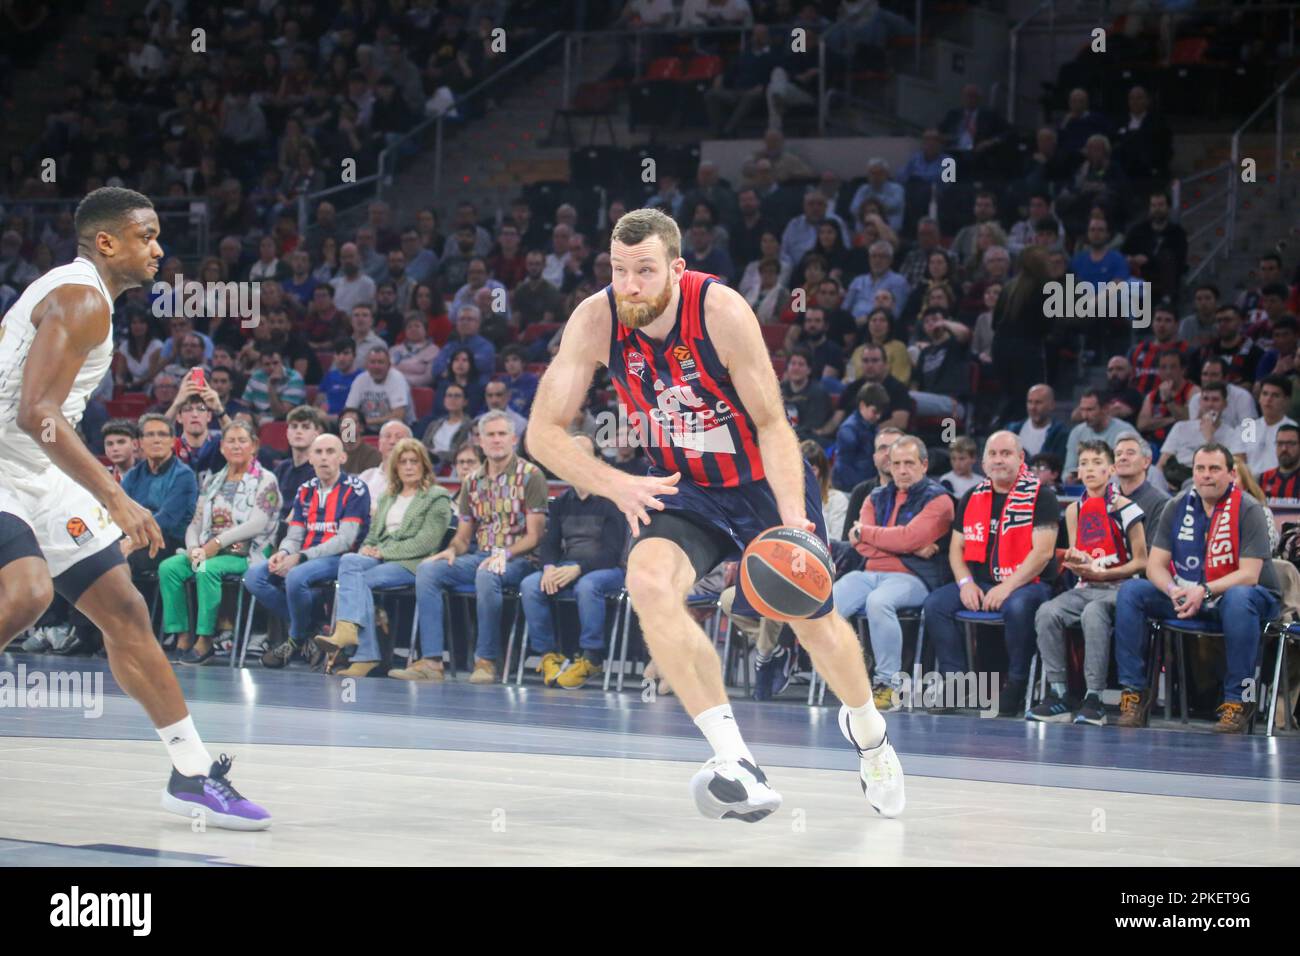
left=290, top=472, right=371, bottom=550
left=1129, top=339, right=1188, bottom=394
left=606, top=270, right=764, bottom=487
left=1144, top=379, right=1195, bottom=442
left=1260, top=466, right=1300, bottom=500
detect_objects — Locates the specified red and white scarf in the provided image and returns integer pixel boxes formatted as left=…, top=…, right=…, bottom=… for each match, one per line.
left=1076, top=484, right=1129, bottom=571
left=963, top=464, right=1042, bottom=582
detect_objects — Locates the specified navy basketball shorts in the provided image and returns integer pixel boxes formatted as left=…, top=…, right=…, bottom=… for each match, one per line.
left=637, top=460, right=834, bottom=620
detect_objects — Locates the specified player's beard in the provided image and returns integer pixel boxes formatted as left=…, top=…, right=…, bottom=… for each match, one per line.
left=615, top=274, right=675, bottom=329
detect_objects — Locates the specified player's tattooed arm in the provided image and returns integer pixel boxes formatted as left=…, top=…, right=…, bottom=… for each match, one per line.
left=706, top=282, right=812, bottom=533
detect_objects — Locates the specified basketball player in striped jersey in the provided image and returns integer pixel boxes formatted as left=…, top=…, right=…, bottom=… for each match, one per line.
left=527, top=209, right=904, bottom=821
left=0, top=188, right=269, bottom=829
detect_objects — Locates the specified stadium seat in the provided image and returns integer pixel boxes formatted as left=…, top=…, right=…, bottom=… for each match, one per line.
left=362, top=435, right=379, bottom=448
left=305, top=385, right=318, bottom=406
left=411, top=387, right=435, bottom=419
left=521, top=322, right=562, bottom=344
left=259, top=421, right=289, bottom=452
left=760, top=325, right=789, bottom=352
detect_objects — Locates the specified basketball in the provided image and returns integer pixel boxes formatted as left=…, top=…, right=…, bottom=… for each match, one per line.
left=739, top=525, right=834, bottom=622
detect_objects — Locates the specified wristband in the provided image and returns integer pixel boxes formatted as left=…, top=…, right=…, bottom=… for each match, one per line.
left=957, top=576, right=972, bottom=588
left=1165, top=582, right=1178, bottom=596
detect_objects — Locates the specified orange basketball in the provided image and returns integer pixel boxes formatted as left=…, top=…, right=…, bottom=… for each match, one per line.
left=738, top=525, right=834, bottom=622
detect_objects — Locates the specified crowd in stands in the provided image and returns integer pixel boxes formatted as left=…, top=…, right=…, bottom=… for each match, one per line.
left=2, top=0, right=1299, bottom=731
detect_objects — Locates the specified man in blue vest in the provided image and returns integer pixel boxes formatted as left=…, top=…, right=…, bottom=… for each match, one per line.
left=834, top=435, right=954, bottom=710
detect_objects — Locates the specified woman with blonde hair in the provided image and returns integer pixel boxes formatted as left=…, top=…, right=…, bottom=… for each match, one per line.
left=317, top=438, right=454, bottom=678
left=846, top=308, right=911, bottom=385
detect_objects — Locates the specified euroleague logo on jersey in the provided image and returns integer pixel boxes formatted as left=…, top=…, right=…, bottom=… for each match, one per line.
left=672, top=345, right=700, bottom=381
left=66, top=517, right=94, bottom=546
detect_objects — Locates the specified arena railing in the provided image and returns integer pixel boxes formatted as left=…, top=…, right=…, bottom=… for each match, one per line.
left=0, top=196, right=211, bottom=263
left=1227, top=66, right=1300, bottom=262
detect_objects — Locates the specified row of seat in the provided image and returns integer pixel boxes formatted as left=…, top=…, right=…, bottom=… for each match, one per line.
left=144, top=565, right=1299, bottom=735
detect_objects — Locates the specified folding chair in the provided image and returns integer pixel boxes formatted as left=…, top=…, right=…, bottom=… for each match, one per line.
left=233, top=577, right=337, bottom=668
left=807, top=607, right=926, bottom=707
left=1268, top=623, right=1300, bottom=736
left=955, top=609, right=1042, bottom=716
left=1155, top=617, right=1276, bottom=732
left=506, top=588, right=627, bottom=686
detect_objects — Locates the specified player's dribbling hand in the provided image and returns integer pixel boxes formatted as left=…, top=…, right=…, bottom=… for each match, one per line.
left=779, top=507, right=815, bottom=535
left=612, top=471, right=681, bottom=538
left=109, top=492, right=164, bottom=559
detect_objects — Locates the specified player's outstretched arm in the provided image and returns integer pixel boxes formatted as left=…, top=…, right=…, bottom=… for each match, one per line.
left=525, top=294, right=679, bottom=537
left=706, top=281, right=812, bottom=533
left=18, top=285, right=164, bottom=557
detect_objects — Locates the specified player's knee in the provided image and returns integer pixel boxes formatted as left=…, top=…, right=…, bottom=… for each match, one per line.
left=789, top=612, right=843, bottom=652
left=0, top=570, right=53, bottom=636
left=625, top=557, right=686, bottom=611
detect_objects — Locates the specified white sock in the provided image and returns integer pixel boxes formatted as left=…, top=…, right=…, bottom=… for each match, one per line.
left=156, top=715, right=214, bottom=777
left=1051, top=681, right=1068, bottom=697
left=694, top=704, right=755, bottom=764
left=846, top=698, right=886, bottom=752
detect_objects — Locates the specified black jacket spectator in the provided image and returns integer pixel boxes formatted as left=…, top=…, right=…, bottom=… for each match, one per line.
left=537, top=487, right=628, bottom=575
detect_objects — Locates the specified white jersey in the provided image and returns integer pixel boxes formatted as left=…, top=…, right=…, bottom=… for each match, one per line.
left=0, top=256, right=115, bottom=478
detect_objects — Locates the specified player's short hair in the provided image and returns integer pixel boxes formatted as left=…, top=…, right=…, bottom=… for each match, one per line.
left=890, top=434, right=928, bottom=462
left=610, top=207, right=681, bottom=263
left=1076, top=439, right=1114, bottom=464
left=1262, top=374, right=1293, bottom=398
left=950, top=436, right=977, bottom=456
left=74, top=186, right=154, bottom=245
left=332, top=336, right=356, bottom=354
left=1193, top=442, right=1234, bottom=469
left=476, top=408, right=517, bottom=437
left=1277, top=424, right=1300, bottom=442
left=1114, top=431, right=1152, bottom=459
left=855, top=382, right=890, bottom=412
left=286, top=405, right=326, bottom=431
left=137, top=412, right=172, bottom=435
left=1201, top=381, right=1228, bottom=399
left=221, top=418, right=258, bottom=442
left=1028, top=451, right=1062, bottom=474
left=101, top=418, right=139, bottom=441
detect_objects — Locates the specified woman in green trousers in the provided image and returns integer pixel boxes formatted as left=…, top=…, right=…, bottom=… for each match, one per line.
left=160, top=420, right=282, bottom=664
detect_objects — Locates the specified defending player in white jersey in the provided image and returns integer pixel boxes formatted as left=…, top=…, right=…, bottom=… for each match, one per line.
left=0, top=187, right=269, bottom=829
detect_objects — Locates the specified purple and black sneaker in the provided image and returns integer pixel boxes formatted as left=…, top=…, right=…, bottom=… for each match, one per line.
left=161, top=754, right=271, bottom=831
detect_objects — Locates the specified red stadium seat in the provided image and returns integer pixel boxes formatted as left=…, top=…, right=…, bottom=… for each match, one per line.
left=525, top=362, right=548, bottom=375
left=761, top=324, right=789, bottom=352
left=305, top=385, right=318, bottom=406
left=1172, top=37, right=1209, bottom=64
left=316, top=349, right=335, bottom=371
left=638, top=57, right=684, bottom=82
left=681, top=54, right=723, bottom=82
left=521, top=322, right=562, bottom=344
left=362, top=435, right=379, bottom=448
left=411, top=387, right=435, bottom=419
left=771, top=355, right=787, bottom=377
left=259, top=421, right=289, bottom=452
